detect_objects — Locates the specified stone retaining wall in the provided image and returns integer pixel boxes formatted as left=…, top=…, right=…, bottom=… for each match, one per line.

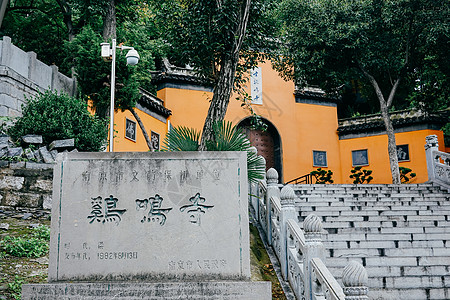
left=0, top=36, right=75, bottom=117
left=0, top=162, right=53, bottom=210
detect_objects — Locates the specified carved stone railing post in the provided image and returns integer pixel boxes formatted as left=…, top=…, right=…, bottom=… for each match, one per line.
left=342, top=261, right=369, bottom=300
left=256, top=156, right=266, bottom=224
left=248, top=147, right=259, bottom=217
left=303, top=214, right=325, bottom=299
left=279, top=185, right=297, bottom=280
left=425, top=135, right=439, bottom=182
left=266, top=168, right=280, bottom=245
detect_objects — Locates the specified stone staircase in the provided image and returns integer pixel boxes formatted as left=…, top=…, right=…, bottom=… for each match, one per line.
left=291, top=183, right=450, bottom=300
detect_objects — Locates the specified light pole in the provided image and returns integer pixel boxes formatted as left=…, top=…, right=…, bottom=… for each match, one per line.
left=101, top=39, right=140, bottom=152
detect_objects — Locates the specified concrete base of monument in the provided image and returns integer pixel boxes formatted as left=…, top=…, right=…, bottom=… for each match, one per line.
left=21, top=281, right=272, bottom=299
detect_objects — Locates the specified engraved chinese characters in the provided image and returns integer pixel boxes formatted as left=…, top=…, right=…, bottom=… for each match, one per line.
left=136, top=194, right=173, bottom=225
left=87, top=195, right=127, bottom=225
left=49, top=152, right=250, bottom=282
left=180, top=193, right=214, bottom=225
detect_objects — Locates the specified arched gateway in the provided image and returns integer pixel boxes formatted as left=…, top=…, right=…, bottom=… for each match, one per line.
left=238, top=117, right=283, bottom=181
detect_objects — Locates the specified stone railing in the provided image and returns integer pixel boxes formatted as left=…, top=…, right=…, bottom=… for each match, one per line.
left=255, top=168, right=368, bottom=300
left=425, top=135, right=450, bottom=188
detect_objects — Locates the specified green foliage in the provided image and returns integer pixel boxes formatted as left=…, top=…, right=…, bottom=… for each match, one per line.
left=162, top=121, right=265, bottom=183
left=0, top=225, right=50, bottom=258
left=205, top=121, right=251, bottom=152
left=8, top=275, right=25, bottom=300
left=162, top=126, right=201, bottom=151
left=8, top=90, right=107, bottom=151
left=349, top=166, right=373, bottom=184
left=1, top=0, right=69, bottom=74
left=0, top=156, right=34, bottom=162
left=65, top=26, right=138, bottom=116
left=399, top=167, right=416, bottom=183
left=32, top=224, right=51, bottom=241
left=276, top=0, right=449, bottom=112
left=1, top=236, right=49, bottom=258
left=310, top=168, right=334, bottom=184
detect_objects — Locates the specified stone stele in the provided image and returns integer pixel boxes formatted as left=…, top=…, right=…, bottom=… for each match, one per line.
left=48, top=152, right=251, bottom=282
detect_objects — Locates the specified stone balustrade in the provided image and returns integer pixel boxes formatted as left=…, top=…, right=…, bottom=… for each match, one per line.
left=425, top=135, right=450, bottom=189
left=255, top=168, right=368, bottom=300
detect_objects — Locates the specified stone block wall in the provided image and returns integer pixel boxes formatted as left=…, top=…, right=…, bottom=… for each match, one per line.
left=0, top=36, right=75, bottom=117
left=0, top=162, right=53, bottom=209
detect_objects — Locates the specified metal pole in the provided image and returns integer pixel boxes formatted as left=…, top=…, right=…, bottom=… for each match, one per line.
left=109, top=39, right=116, bottom=152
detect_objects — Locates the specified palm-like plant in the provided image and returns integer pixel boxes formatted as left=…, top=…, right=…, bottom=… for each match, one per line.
left=162, top=121, right=265, bottom=183
left=162, top=126, right=201, bottom=151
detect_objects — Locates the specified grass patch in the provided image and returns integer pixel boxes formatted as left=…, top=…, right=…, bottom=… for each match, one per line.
left=1, top=225, right=50, bottom=258
left=249, top=223, right=287, bottom=299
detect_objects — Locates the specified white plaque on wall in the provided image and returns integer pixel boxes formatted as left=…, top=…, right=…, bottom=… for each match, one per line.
left=250, top=67, right=263, bottom=105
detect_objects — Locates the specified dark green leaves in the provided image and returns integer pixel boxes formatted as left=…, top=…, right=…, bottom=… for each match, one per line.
left=8, top=90, right=107, bottom=151
left=162, top=121, right=265, bottom=183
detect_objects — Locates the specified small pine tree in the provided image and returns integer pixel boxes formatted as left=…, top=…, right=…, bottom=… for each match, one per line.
left=349, top=166, right=373, bottom=184
left=310, top=168, right=334, bottom=184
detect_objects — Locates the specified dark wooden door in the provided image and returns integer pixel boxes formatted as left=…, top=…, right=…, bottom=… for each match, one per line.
left=248, top=129, right=275, bottom=171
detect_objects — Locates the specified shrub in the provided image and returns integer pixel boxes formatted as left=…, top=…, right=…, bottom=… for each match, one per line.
left=9, top=90, right=107, bottom=151
left=399, top=167, right=416, bottom=183
left=349, top=166, right=373, bottom=184
left=310, top=168, right=334, bottom=184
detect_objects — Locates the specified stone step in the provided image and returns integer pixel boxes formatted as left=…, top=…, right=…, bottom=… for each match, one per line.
left=285, top=183, right=450, bottom=300
left=326, top=247, right=450, bottom=259
left=323, top=232, right=450, bottom=242
left=324, top=239, right=447, bottom=249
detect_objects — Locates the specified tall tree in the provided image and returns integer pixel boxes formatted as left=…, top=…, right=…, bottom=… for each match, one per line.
left=66, top=0, right=166, bottom=151
left=277, top=0, right=450, bottom=184
left=154, top=0, right=278, bottom=149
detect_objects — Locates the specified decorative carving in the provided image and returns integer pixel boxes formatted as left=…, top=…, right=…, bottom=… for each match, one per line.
left=342, top=261, right=368, bottom=299
left=280, top=185, right=296, bottom=206
left=304, top=214, right=323, bottom=233
left=266, top=168, right=279, bottom=185
left=425, top=134, right=439, bottom=150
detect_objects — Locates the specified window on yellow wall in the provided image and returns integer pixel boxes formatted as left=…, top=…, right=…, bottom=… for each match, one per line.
left=151, top=131, right=160, bottom=151
left=352, top=149, right=369, bottom=166
left=125, top=118, right=136, bottom=142
left=396, top=144, right=410, bottom=162
left=313, top=150, right=327, bottom=167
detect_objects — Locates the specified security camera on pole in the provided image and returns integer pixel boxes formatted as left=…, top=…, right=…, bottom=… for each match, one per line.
left=100, top=39, right=140, bottom=152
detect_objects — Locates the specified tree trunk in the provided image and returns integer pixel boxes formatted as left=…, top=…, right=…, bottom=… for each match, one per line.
left=55, top=0, right=75, bottom=41
left=102, top=0, right=116, bottom=41
left=199, top=0, right=252, bottom=150
left=359, top=63, right=401, bottom=184
left=128, top=107, right=153, bottom=151
left=379, top=100, right=401, bottom=184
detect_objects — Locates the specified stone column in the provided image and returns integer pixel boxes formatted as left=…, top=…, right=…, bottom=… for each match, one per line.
left=279, top=185, right=296, bottom=280
left=342, top=261, right=369, bottom=300
left=0, top=36, right=12, bottom=66
left=266, top=168, right=279, bottom=245
left=51, top=65, right=59, bottom=91
left=28, top=51, right=37, bottom=80
left=303, top=214, right=325, bottom=299
left=425, top=135, right=439, bottom=182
